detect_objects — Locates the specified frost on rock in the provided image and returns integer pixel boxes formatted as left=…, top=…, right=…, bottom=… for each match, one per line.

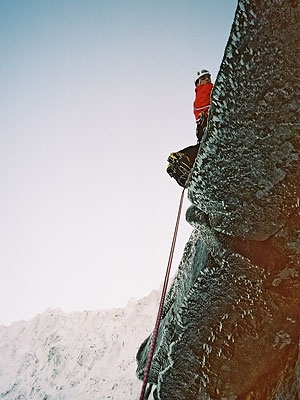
left=0, top=293, right=161, bottom=400
left=136, top=0, right=300, bottom=399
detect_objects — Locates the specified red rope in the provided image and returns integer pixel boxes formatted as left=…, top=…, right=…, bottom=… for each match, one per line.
left=139, top=187, right=186, bottom=400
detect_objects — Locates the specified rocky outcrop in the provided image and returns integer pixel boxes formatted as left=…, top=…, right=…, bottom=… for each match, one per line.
left=136, top=0, right=300, bottom=398
left=0, top=291, right=160, bottom=400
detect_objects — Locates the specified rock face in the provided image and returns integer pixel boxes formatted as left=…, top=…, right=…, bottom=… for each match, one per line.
left=136, top=0, right=300, bottom=399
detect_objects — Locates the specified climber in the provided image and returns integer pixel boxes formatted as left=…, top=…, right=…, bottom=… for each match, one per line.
left=193, top=69, right=214, bottom=142
left=166, top=69, right=214, bottom=187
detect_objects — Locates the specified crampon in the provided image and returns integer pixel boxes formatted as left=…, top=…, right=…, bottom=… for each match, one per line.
left=166, top=151, right=193, bottom=187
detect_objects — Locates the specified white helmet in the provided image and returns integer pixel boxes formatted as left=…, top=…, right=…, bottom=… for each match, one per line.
left=194, top=69, right=211, bottom=84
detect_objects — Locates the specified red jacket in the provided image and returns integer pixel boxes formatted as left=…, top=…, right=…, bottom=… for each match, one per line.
left=193, top=82, right=213, bottom=119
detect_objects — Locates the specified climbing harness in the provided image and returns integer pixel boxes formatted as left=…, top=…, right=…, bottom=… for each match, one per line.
left=139, top=187, right=186, bottom=400
left=196, top=109, right=209, bottom=142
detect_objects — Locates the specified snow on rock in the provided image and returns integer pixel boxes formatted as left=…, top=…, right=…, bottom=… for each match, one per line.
left=0, top=290, right=159, bottom=399
left=137, top=0, right=300, bottom=399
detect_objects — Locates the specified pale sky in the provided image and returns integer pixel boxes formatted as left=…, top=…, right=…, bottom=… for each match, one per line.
left=0, top=0, right=237, bottom=326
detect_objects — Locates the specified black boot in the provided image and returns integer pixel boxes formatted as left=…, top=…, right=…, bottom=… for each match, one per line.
left=166, top=151, right=193, bottom=187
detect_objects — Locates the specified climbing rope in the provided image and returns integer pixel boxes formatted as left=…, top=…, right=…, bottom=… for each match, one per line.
left=139, top=187, right=186, bottom=400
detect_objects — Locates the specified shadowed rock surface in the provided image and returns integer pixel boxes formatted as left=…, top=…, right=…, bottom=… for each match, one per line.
left=136, top=0, right=300, bottom=398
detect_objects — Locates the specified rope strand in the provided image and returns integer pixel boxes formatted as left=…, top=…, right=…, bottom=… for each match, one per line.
left=139, top=187, right=186, bottom=400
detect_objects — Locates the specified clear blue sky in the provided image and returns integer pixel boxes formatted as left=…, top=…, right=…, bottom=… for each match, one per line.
left=0, top=0, right=237, bottom=325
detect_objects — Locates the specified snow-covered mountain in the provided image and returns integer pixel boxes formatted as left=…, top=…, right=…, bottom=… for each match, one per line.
left=0, top=290, right=159, bottom=400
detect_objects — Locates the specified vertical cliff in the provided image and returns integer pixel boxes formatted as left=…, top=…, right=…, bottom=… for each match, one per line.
left=136, top=0, right=300, bottom=398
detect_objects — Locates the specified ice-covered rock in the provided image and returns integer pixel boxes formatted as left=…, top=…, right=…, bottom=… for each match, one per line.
left=136, top=0, right=300, bottom=398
